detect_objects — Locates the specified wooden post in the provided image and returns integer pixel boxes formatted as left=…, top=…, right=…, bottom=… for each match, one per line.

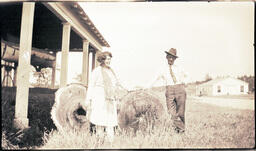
left=51, top=53, right=56, bottom=89
left=88, top=52, right=93, bottom=80
left=81, top=40, right=89, bottom=87
left=60, top=22, right=71, bottom=88
left=91, top=51, right=96, bottom=71
left=13, top=2, right=35, bottom=129
left=94, top=50, right=99, bottom=67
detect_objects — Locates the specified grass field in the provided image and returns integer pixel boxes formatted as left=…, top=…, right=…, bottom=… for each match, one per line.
left=200, top=94, right=255, bottom=100
left=1, top=87, right=255, bottom=149
left=40, top=97, right=255, bottom=149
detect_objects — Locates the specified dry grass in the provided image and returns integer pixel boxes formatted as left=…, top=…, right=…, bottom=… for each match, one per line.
left=202, top=94, right=255, bottom=100
left=40, top=97, right=255, bottom=149
left=2, top=87, right=255, bottom=149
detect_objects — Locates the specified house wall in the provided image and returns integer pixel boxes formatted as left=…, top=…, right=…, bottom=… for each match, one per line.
left=212, top=79, right=248, bottom=95
left=195, top=85, right=202, bottom=96
left=196, top=78, right=249, bottom=96
left=196, top=85, right=212, bottom=96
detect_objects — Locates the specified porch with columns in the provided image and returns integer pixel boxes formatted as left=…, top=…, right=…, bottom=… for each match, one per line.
left=1, top=2, right=109, bottom=129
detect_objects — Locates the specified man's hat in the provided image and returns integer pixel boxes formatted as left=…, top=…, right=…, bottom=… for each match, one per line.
left=165, top=48, right=178, bottom=58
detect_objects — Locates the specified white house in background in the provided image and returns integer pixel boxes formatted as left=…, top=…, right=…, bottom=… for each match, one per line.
left=196, top=77, right=249, bottom=96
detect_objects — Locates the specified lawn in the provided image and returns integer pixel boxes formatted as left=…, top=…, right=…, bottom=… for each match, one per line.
left=201, top=94, right=255, bottom=100
left=40, top=97, right=255, bottom=149
left=1, top=87, right=255, bottom=149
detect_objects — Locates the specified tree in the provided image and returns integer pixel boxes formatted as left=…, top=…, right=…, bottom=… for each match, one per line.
left=204, top=73, right=212, bottom=83
left=238, top=75, right=255, bottom=93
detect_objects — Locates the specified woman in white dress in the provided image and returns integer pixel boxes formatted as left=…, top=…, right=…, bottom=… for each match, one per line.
left=84, top=51, right=124, bottom=142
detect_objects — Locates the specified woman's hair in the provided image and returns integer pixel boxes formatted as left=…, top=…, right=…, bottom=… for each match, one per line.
left=97, top=51, right=112, bottom=65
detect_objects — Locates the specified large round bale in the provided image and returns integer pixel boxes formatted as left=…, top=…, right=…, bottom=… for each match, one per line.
left=51, top=83, right=89, bottom=132
left=118, top=89, right=166, bottom=133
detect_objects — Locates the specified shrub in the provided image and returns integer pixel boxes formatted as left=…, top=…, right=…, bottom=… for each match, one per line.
left=1, top=87, right=57, bottom=149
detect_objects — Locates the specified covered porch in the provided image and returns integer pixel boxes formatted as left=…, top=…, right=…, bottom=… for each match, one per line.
left=1, top=2, right=110, bottom=129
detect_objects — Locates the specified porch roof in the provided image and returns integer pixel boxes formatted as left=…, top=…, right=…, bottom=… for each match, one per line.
left=1, top=2, right=109, bottom=53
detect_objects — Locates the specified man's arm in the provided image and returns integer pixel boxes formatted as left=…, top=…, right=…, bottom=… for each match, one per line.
left=146, top=68, right=166, bottom=89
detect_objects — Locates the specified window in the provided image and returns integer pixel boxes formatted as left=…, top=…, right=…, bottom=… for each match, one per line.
left=240, top=85, right=244, bottom=92
left=217, top=85, right=221, bottom=93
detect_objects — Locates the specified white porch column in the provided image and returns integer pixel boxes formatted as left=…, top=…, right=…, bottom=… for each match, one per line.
left=60, top=22, right=71, bottom=88
left=81, top=40, right=89, bottom=87
left=14, top=2, right=35, bottom=129
left=88, top=52, right=93, bottom=80
left=91, top=51, right=96, bottom=70
left=94, top=51, right=99, bottom=67
left=1, top=64, right=4, bottom=84
left=51, top=54, right=56, bottom=89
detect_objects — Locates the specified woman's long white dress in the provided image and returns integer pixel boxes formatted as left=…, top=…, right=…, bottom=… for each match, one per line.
left=85, top=66, right=118, bottom=127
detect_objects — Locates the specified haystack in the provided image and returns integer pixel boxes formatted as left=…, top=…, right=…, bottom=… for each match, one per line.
left=51, top=83, right=89, bottom=132
left=51, top=84, right=167, bottom=133
left=118, top=89, right=166, bottom=133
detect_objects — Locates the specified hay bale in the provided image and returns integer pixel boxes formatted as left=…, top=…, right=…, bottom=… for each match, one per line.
left=118, top=89, right=166, bottom=132
left=51, top=84, right=167, bottom=133
left=51, top=83, right=89, bottom=132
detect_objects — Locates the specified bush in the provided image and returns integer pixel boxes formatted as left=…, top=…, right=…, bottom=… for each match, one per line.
left=1, top=87, right=57, bottom=149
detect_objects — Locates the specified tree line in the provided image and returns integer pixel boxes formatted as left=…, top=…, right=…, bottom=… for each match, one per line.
left=237, top=75, right=254, bottom=92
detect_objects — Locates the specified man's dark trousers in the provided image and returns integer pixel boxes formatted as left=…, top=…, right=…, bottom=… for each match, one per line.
left=165, top=84, right=186, bottom=132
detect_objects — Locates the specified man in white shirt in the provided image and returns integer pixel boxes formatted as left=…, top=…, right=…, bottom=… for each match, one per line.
left=150, top=48, right=188, bottom=133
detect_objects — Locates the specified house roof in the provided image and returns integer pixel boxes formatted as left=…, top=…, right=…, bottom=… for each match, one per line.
left=1, top=2, right=110, bottom=70
left=1, top=2, right=109, bottom=52
left=199, top=77, right=248, bottom=86
left=68, top=2, right=110, bottom=47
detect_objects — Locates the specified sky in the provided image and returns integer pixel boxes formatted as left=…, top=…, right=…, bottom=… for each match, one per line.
left=57, top=2, right=254, bottom=89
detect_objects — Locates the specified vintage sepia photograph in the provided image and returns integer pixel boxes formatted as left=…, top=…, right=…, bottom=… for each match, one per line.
left=1, top=0, right=255, bottom=149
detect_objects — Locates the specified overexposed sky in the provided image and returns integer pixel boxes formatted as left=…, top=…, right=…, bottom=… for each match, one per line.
left=59, top=2, right=254, bottom=89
